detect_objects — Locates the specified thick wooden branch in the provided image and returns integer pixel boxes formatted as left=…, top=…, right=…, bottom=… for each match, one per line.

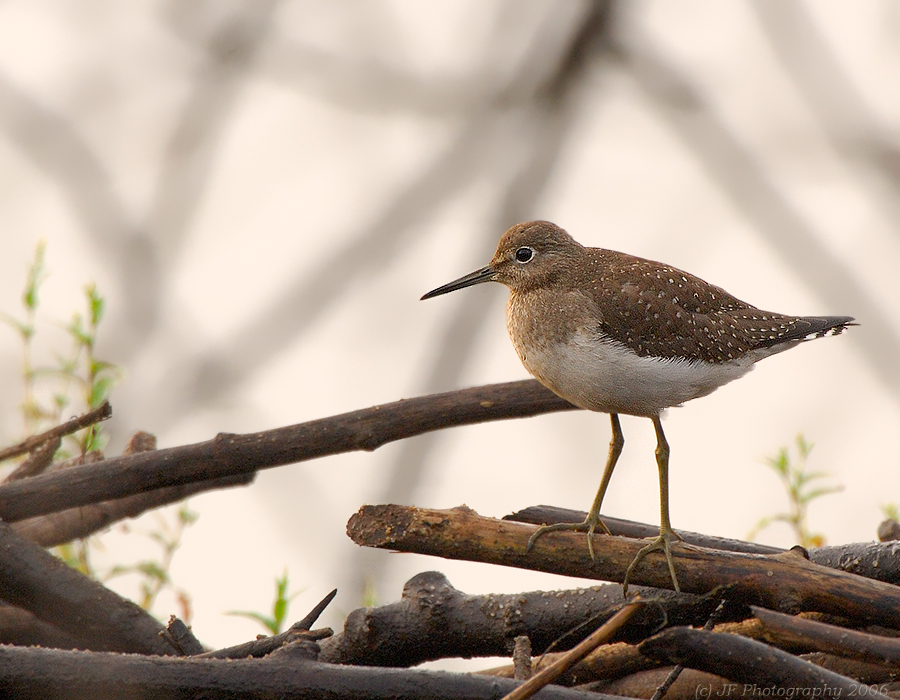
left=0, top=644, right=621, bottom=700
left=11, top=472, right=254, bottom=547
left=510, top=506, right=900, bottom=585
left=638, top=627, right=891, bottom=699
left=506, top=506, right=783, bottom=555
left=0, top=380, right=574, bottom=522
left=0, top=520, right=171, bottom=655
left=317, top=571, right=715, bottom=666
left=752, top=606, right=900, bottom=669
left=347, top=505, right=900, bottom=627
left=0, top=605, right=82, bottom=649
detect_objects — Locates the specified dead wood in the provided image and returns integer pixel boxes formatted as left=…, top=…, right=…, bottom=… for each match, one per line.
left=510, top=506, right=900, bottom=585
left=481, top=641, right=662, bottom=685
left=0, top=519, right=171, bottom=655
left=201, top=590, right=338, bottom=660
left=502, top=602, right=642, bottom=700
left=0, top=400, right=112, bottom=464
left=163, top=616, right=205, bottom=656
left=199, top=628, right=333, bottom=660
left=9, top=429, right=254, bottom=547
left=0, top=643, right=624, bottom=700
left=0, top=380, right=575, bottom=522
left=347, top=504, right=900, bottom=627
left=809, top=541, right=900, bottom=585
left=317, top=570, right=717, bottom=666
left=4, top=436, right=61, bottom=482
left=506, top=506, right=783, bottom=555
left=800, top=652, right=899, bottom=686
left=752, top=606, right=900, bottom=670
left=11, top=472, right=254, bottom=547
left=582, top=667, right=731, bottom=700
left=0, top=604, right=81, bottom=648
left=638, top=627, right=892, bottom=698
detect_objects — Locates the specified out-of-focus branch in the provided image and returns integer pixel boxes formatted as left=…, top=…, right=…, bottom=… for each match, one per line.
left=0, top=401, right=111, bottom=466
left=0, top=521, right=171, bottom=655
left=0, top=644, right=617, bottom=700
left=0, top=381, right=575, bottom=522
left=620, top=36, right=900, bottom=403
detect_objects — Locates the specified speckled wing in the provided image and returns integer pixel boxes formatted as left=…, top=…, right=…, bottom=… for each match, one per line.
left=581, top=250, right=854, bottom=364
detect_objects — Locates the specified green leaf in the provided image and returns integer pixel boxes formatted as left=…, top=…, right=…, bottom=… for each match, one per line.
left=85, top=283, right=105, bottom=326
left=89, top=376, right=117, bottom=408
left=23, top=241, right=47, bottom=312
left=226, top=610, right=279, bottom=635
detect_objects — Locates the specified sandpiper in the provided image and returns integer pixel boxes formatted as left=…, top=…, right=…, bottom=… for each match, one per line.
left=421, top=220, right=854, bottom=593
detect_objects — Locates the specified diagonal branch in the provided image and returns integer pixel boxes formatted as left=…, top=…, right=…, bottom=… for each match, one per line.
left=0, top=380, right=575, bottom=523
left=0, top=401, right=112, bottom=465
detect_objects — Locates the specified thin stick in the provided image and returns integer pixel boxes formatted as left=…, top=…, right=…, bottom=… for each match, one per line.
left=0, top=401, right=112, bottom=463
left=500, top=602, right=642, bottom=700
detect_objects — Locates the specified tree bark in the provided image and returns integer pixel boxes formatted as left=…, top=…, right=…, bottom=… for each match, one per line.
left=347, top=504, right=900, bottom=627
left=0, top=380, right=575, bottom=522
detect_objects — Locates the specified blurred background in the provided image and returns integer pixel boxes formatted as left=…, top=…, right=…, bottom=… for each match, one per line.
left=0, top=0, right=898, bottom=653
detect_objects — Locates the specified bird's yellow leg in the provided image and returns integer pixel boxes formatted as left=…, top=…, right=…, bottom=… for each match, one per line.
left=623, top=415, right=683, bottom=594
left=527, top=414, right=624, bottom=559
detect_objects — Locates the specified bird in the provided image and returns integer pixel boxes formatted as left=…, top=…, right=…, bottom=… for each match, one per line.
left=421, top=220, right=854, bottom=593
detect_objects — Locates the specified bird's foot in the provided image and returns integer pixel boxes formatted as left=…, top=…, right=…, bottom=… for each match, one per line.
left=623, top=528, right=683, bottom=595
left=526, top=514, right=611, bottom=561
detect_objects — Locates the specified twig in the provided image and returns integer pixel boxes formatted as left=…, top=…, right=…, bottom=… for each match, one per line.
left=479, top=641, right=661, bottom=686
left=501, top=602, right=643, bottom=700
left=650, top=598, right=729, bottom=700
left=0, top=381, right=575, bottom=522
left=294, top=588, right=338, bottom=631
left=201, top=588, right=337, bottom=659
left=513, top=636, right=533, bottom=680
left=198, top=628, right=333, bottom=660
left=4, top=436, right=61, bottom=482
left=163, top=616, right=205, bottom=656
left=0, top=401, right=112, bottom=464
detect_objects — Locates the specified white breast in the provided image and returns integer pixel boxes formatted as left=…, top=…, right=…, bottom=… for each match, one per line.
left=511, top=329, right=756, bottom=417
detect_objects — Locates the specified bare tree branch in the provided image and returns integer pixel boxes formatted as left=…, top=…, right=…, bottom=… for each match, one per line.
left=0, top=381, right=575, bottom=522
left=0, top=643, right=622, bottom=700
left=752, top=606, right=900, bottom=670
left=0, top=521, right=171, bottom=655
left=318, top=570, right=714, bottom=667
left=619, top=36, right=900, bottom=402
left=0, top=401, right=112, bottom=465
left=347, top=504, right=900, bottom=627
left=639, top=627, right=891, bottom=699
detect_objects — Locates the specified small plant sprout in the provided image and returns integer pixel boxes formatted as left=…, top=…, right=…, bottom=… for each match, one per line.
left=104, top=503, right=198, bottom=621
left=748, top=434, right=843, bottom=548
left=227, top=569, right=304, bottom=635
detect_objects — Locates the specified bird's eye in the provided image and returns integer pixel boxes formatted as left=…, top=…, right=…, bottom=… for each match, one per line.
left=515, top=247, right=534, bottom=263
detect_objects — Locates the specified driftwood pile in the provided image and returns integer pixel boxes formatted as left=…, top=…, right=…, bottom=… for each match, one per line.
left=0, top=381, right=897, bottom=699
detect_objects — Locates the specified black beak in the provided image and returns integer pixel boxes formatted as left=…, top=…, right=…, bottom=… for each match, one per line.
left=420, top=266, right=496, bottom=300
